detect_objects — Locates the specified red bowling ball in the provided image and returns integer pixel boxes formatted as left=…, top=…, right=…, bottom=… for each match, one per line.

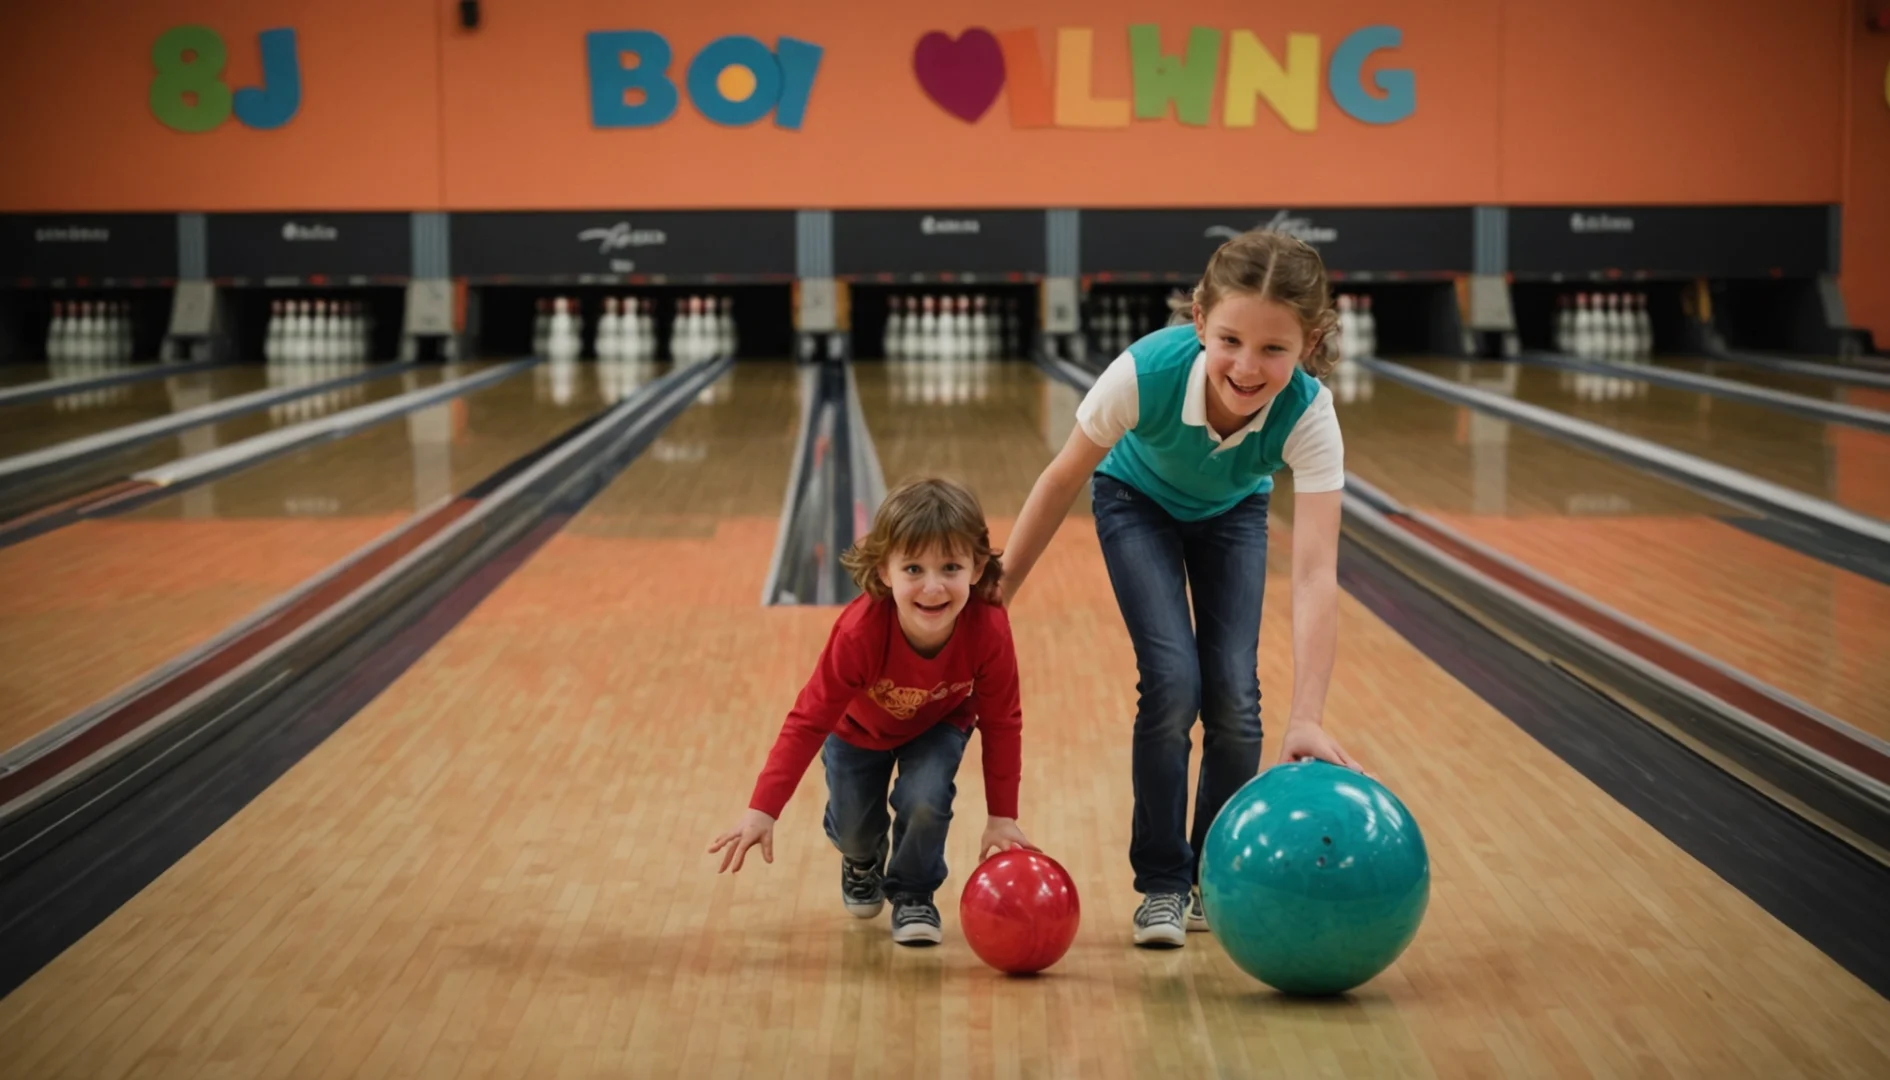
left=959, top=849, right=1081, bottom=974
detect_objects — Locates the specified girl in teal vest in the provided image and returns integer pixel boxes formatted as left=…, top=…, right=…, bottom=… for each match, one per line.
left=1004, top=230, right=1357, bottom=948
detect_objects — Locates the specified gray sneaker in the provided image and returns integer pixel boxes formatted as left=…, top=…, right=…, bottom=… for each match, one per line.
left=1133, top=892, right=1188, bottom=948
left=841, top=855, right=885, bottom=918
left=1188, top=887, right=1209, bottom=932
left=890, top=893, right=943, bottom=946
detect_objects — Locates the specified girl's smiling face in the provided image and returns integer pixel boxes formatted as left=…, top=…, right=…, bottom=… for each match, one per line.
left=1194, top=294, right=1315, bottom=429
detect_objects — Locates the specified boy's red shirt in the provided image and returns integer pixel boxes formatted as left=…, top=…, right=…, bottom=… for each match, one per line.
left=749, top=593, right=1022, bottom=820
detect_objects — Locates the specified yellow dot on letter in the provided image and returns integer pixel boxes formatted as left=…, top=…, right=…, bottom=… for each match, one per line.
left=717, top=64, right=758, bottom=102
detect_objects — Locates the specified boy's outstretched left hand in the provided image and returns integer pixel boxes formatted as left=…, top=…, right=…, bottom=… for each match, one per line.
left=709, top=808, right=776, bottom=872
left=978, top=816, right=1037, bottom=862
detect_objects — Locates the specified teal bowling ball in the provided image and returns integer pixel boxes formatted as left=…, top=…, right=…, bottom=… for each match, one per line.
left=1200, top=760, right=1429, bottom=995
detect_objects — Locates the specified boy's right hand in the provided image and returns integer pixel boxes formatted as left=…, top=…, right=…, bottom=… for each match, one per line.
left=708, top=808, right=777, bottom=873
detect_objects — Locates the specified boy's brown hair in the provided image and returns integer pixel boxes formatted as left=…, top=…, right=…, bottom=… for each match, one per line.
left=841, top=477, right=1003, bottom=603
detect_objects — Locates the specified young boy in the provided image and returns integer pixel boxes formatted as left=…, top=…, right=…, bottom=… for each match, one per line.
left=710, top=478, right=1033, bottom=945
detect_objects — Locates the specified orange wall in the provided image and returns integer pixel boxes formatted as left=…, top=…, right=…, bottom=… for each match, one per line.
left=0, top=0, right=1867, bottom=214
left=1498, top=0, right=1847, bottom=204
left=1841, top=5, right=1890, bottom=340
left=0, top=0, right=443, bottom=211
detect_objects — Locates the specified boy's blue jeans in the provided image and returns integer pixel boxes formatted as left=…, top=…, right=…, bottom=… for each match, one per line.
left=822, top=721, right=971, bottom=898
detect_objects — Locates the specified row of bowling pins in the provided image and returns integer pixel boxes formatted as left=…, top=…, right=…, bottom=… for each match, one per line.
left=1556, top=368, right=1651, bottom=402
left=883, top=294, right=1023, bottom=361
left=266, top=299, right=377, bottom=364
left=46, top=301, right=137, bottom=363
left=533, top=295, right=736, bottom=362
left=885, top=355, right=996, bottom=404
left=1335, top=295, right=1378, bottom=360
left=1085, top=293, right=1181, bottom=358
left=1555, top=292, right=1654, bottom=360
left=265, top=356, right=371, bottom=423
left=532, top=354, right=730, bottom=407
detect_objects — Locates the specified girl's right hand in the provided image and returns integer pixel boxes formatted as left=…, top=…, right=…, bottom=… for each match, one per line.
left=708, top=808, right=777, bottom=873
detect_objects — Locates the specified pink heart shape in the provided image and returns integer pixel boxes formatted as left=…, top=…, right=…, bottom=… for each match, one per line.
left=913, top=29, right=1006, bottom=124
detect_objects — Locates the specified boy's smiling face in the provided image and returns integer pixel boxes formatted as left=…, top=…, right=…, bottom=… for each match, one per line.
left=879, top=542, right=983, bottom=650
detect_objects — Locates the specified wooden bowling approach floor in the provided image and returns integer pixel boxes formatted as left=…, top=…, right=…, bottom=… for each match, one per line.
left=0, top=361, right=1886, bottom=1077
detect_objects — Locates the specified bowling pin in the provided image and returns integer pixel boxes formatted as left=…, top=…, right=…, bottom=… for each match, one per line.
left=933, top=295, right=952, bottom=363
left=620, top=297, right=639, bottom=361
left=914, top=296, right=936, bottom=361
left=669, top=295, right=691, bottom=363
left=266, top=300, right=286, bottom=363
left=91, top=301, right=110, bottom=363
left=600, top=297, right=623, bottom=360
left=326, top=299, right=346, bottom=364
left=1601, top=294, right=1619, bottom=360
left=689, top=295, right=710, bottom=362
left=884, top=296, right=904, bottom=360
left=1598, top=294, right=1619, bottom=359
left=1633, top=293, right=1653, bottom=358
left=84, top=301, right=101, bottom=365
left=296, top=299, right=317, bottom=363
left=304, top=299, right=324, bottom=364
left=66, top=302, right=88, bottom=363
left=667, top=297, right=686, bottom=362
left=969, top=295, right=989, bottom=360
left=547, top=296, right=579, bottom=358
left=1614, top=294, right=1633, bottom=360
left=934, top=296, right=954, bottom=362
left=341, top=301, right=359, bottom=362
left=945, top=295, right=964, bottom=362
left=1571, top=294, right=1593, bottom=358
left=1593, top=293, right=1612, bottom=358
left=616, top=297, right=636, bottom=360
left=47, top=301, right=68, bottom=362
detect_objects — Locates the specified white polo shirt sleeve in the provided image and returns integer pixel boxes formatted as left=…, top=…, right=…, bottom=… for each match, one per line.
left=1074, top=351, right=1141, bottom=448
left=1281, top=383, right=1345, bottom=493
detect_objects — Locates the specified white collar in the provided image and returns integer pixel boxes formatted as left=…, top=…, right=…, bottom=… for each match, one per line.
left=1181, top=349, right=1273, bottom=450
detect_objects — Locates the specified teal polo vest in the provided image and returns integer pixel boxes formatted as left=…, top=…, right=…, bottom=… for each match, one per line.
left=1096, top=323, right=1319, bottom=522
